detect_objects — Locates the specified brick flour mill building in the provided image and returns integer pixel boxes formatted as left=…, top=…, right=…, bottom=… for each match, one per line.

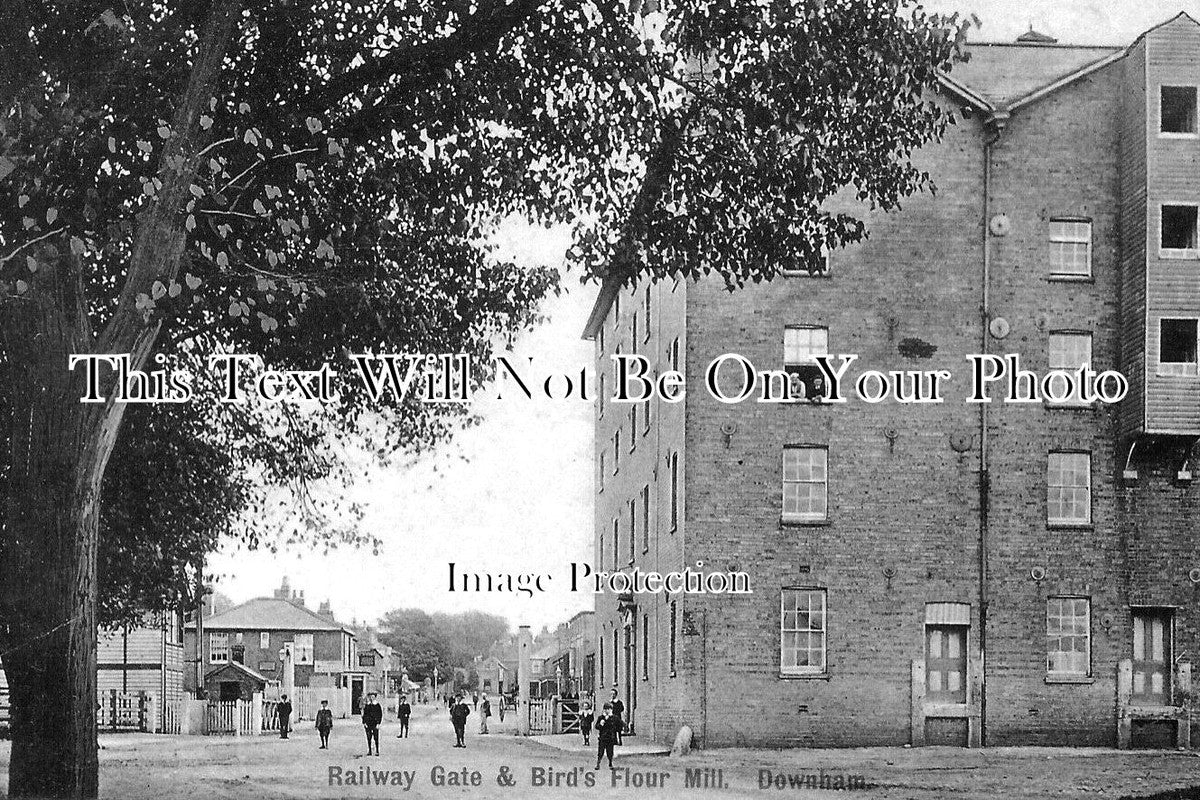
left=584, top=14, right=1200, bottom=750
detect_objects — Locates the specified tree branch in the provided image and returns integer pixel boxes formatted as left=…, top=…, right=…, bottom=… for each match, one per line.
left=305, top=0, right=542, bottom=133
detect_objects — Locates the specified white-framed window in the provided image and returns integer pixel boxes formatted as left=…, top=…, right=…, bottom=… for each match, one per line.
left=1159, top=318, right=1199, bottom=376
left=668, top=601, right=678, bottom=677
left=629, top=404, right=637, bottom=451
left=1161, top=85, right=1198, bottom=135
left=628, top=497, right=636, bottom=562
left=1047, top=331, right=1093, bottom=405
left=669, top=337, right=681, bottom=373
left=1049, top=219, right=1092, bottom=278
left=293, top=633, right=314, bottom=664
left=632, top=311, right=639, bottom=351
left=1047, top=597, right=1091, bottom=678
left=598, top=451, right=606, bottom=493
left=1047, top=451, right=1091, bottom=526
left=613, top=629, right=619, bottom=685
left=669, top=451, right=679, bottom=532
left=1160, top=204, right=1199, bottom=257
left=259, top=632, right=270, bottom=650
left=613, top=430, right=620, bottom=473
left=643, top=285, right=652, bottom=341
left=598, top=324, right=605, bottom=354
left=598, top=372, right=606, bottom=418
left=782, top=250, right=830, bottom=277
left=641, top=484, right=650, bottom=553
left=209, top=632, right=229, bottom=664
left=782, top=446, right=828, bottom=522
left=784, top=326, right=829, bottom=364
left=612, top=518, right=619, bottom=569
left=643, top=380, right=652, bottom=434
left=781, top=588, right=827, bottom=676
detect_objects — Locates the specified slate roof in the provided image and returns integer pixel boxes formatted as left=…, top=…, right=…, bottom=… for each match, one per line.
left=943, top=13, right=1200, bottom=113
left=186, top=597, right=354, bottom=634
left=205, top=659, right=268, bottom=684
left=948, top=42, right=1122, bottom=109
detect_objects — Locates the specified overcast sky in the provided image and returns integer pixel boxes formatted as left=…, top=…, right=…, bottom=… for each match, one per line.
left=208, top=1, right=1200, bottom=634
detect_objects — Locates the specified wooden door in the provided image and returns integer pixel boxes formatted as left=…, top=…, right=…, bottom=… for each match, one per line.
left=1132, top=610, right=1172, bottom=706
left=926, top=625, right=968, bottom=704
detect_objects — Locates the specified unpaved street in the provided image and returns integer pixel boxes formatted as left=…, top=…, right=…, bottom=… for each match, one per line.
left=1, top=706, right=1199, bottom=799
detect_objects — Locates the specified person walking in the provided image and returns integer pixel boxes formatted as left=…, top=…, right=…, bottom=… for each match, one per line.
left=478, top=694, right=491, bottom=734
left=472, top=691, right=479, bottom=710
left=315, top=700, right=333, bottom=749
left=593, top=703, right=618, bottom=770
left=450, top=695, right=470, bottom=747
left=277, top=695, right=293, bottom=740
left=609, top=689, right=625, bottom=745
left=362, top=691, right=383, bottom=756
left=396, top=695, right=411, bottom=738
left=580, top=702, right=593, bottom=746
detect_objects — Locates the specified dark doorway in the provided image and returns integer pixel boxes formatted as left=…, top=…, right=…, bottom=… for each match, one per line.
left=1132, top=609, right=1172, bottom=706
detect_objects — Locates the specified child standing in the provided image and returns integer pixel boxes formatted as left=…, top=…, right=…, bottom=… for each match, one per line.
left=580, top=702, right=594, bottom=746
left=315, top=700, right=333, bottom=749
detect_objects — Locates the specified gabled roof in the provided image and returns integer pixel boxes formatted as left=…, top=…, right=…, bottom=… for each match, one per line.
left=205, top=659, right=268, bottom=684
left=185, top=597, right=355, bottom=634
left=943, top=12, right=1200, bottom=114
left=947, top=41, right=1122, bottom=110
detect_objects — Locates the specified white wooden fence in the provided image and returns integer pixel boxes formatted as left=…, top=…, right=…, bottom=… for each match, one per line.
left=204, top=699, right=264, bottom=736
left=293, top=687, right=351, bottom=720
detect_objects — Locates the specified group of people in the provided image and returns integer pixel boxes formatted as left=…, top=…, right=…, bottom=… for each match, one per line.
left=448, top=692, right=492, bottom=745
left=581, top=689, right=626, bottom=770
left=274, top=686, right=630, bottom=769
left=274, top=692, right=398, bottom=754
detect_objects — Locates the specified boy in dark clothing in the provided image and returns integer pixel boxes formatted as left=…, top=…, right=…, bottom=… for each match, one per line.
left=396, top=696, right=411, bottom=738
left=593, top=703, right=618, bottom=770
left=277, top=696, right=293, bottom=739
left=449, top=696, right=470, bottom=747
left=580, top=703, right=593, bottom=746
left=362, top=692, right=383, bottom=756
left=610, top=690, right=625, bottom=745
left=315, top=700, right=333, bottom=749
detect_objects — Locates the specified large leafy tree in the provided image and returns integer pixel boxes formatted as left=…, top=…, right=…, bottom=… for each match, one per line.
left=0, top=0, right=965, bottom=795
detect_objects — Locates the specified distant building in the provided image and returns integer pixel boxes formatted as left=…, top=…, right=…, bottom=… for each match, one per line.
left=185, top=578, right=366, bottom=707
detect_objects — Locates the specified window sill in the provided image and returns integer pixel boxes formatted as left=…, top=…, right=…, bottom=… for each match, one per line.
left=1047, top=274, right=1094, bottom=283
left=780, top=272, right=833, bottom=280
left=779, top=672, right=831, bottom=681
left=781, top=518, right=831, bottom=528
left=1045, top=675, right=1095, bottom=685
left=1047, top=522, right=1093, bottom=530
left=1159, top=132, right=1199, bottom=139
left=1155, top=369, right=1200, bottom=378
left=1045, top=402, right=1095, bottom=410
left=1158, top=249, right=1200, bottom=260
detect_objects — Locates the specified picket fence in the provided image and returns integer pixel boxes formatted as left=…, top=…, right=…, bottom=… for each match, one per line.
left=292, top=686, right=351, bottom=720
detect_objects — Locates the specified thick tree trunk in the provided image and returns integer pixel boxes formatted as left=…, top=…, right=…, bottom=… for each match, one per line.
left=0, top=1, right=241, bottom=796
left=0, top=270, right=117, bottom=799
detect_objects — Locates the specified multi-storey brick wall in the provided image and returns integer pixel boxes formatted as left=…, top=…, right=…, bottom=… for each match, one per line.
left=979, top=60, right=1125, bottom=746
left=679, top=92, right=986, bottom=746
left=591, top=18, right=1200, bottom=750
